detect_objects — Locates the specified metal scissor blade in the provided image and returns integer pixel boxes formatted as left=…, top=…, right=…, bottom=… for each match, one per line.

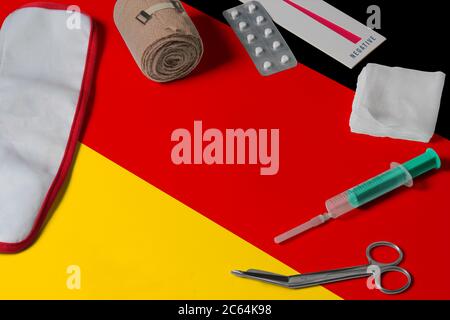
left=232, top=269, right=291, bottom=287
left=232, top=265, right=369, bottom=289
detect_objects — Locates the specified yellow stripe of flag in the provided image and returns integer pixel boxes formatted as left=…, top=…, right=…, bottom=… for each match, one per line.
left=0, top=144, right=340, bottom=300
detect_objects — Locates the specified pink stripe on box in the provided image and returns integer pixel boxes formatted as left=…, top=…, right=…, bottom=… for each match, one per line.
left=284, top=0, right=362, bottom=44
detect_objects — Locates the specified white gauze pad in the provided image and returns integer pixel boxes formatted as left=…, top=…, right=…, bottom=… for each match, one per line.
left=350, top=63, right=446, bottom=143
left=0, top=4, right=97, bottom=253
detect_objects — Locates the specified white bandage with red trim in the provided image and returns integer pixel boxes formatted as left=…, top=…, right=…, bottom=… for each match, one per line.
left=0, top=4, right=96, bottom=253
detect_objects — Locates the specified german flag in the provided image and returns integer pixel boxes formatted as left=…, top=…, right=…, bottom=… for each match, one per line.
left=0, top=0, right=449, bottom=300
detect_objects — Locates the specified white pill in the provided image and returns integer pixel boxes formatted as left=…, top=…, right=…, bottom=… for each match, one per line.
left=281, top=55, right=290, bottom=64
left=239, top=21, right=247, bottom=31
left=248, top=4, right=256, bottom=13
left=263, top=61, right=272, bottom=70
left=264, top=28, right=273, bottom=37
left=247, top=34, right=256, bottom=43
left=273, top=40, right=281, bottom=50
left=255, top=47, right=263, bottom=56
left=256, top=15, right=265, bottom=25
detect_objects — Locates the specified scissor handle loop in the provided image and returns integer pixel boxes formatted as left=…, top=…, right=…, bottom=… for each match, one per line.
left=366, top=241, right=403, bottom=267
left=376, top=266, right=413, bottom=295
left=366, top=241, right=412, bottom=294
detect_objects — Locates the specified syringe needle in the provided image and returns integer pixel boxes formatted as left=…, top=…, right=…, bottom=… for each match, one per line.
left=274, top=214, right=330, bottom=244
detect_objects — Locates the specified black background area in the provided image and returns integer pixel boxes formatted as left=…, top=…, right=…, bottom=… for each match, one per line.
left=184, top=0, right=449, bottom=140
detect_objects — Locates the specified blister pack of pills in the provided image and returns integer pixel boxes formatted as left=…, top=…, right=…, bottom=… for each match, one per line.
left=223, top=1, right=298, bottom=76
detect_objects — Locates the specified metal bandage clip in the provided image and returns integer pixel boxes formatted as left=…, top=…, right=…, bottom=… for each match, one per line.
left=136, top=0, right=184, bottom=25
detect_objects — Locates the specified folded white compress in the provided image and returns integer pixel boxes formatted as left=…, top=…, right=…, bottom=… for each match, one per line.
left=350, top=63, right=446, bottom=143
left=0, top=4, right=97, bottom=253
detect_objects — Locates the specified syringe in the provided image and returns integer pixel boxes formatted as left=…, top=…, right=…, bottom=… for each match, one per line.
left=274, top=148, right=441, bottom=244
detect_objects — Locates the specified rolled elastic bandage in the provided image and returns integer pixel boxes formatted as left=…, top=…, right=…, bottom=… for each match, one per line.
left=114, top=0, right=204, bottom=82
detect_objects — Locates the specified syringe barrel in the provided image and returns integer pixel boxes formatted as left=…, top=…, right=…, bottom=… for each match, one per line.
left=325, top=149, right=441, bottom=219
left=403, top=148, right=441, bottom=179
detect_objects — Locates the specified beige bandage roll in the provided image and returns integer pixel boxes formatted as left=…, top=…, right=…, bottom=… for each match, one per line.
left=114, top=0, right=203, bottom=82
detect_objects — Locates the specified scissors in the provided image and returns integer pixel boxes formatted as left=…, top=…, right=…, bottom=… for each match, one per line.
left=232, top=241, right=412, bottom=295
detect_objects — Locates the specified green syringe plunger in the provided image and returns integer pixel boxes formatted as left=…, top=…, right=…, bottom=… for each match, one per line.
left=275, top=149, right=441, bottom=244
